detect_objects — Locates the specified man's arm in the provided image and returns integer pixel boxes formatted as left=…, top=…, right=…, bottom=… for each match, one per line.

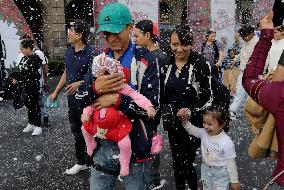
left=50, top=69, right=66, bottom=101
left=118, top=55, right=160, bottom=119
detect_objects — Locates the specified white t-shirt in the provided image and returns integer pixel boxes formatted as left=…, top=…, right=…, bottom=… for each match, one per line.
left=184, top=123, right=236, bottom=166
left=264, top=39, right=284, bottom=73
left=16, top=48, right=47, bottom=89
left=239, top=36, right=259, bottom=72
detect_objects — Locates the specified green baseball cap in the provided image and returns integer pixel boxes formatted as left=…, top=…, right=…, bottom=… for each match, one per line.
left=96, top=3, right=132, bottom=34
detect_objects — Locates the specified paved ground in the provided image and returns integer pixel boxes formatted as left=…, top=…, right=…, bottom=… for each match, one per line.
left=0, top=76, right=277, bottom=190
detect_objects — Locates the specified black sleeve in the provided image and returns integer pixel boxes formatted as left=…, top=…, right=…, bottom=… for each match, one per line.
left=28, top=54, right=42, bottom=72
left=75, top=59, right=98, bottom=108
left=118, top=54, right=160, bottom=119
left=190, top=55, right=213, bottom=118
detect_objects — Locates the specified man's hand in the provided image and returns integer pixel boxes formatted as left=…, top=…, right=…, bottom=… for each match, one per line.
left=94, top=73, right=125, bottom=94
left=50, top=92, right=58, bottom=102
left=93, top=93, right=119, bottom=110
left=260, top=11, right=274, bottom=30
left=230, top=182, right=241, bottom=190
left=65, top=81, right=82, bottom=95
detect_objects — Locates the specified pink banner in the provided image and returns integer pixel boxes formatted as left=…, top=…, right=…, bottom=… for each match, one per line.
left=187, top=0, right=211, bottom=46
left=93, top=0, right=116, bottom=51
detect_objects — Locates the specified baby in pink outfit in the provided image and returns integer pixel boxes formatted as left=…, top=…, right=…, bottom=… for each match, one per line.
left=81, top=53, right=163, bottom=176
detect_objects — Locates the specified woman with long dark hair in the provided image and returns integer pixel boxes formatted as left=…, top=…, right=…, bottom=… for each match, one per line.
left=11, top=39, right=42, bottom=135
left=161, top=24, right=213, bottom=190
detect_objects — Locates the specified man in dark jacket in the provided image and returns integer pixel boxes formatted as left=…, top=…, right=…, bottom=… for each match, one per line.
left=81, top=3, right=160, bottom=190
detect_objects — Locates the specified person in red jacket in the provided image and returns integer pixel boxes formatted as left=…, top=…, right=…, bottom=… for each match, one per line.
left=242, top=12, right=284, bottom=189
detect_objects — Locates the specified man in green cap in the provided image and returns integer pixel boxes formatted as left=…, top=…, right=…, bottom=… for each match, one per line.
left=87, top=2, right=160, bottom=190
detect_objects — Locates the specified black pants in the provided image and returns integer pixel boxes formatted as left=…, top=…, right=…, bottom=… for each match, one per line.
left=68, top=106, right=89, bottom=165
left=24, top=91, right=41, bottom=127
left=168, top=124, right=200, bottom=190
left=150, top=154, right=161, bottom=185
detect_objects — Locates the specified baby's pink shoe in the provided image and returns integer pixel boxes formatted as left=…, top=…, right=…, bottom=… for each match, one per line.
left=119, top=166, right=129, bottom=176
left=151, top=134, right=164, bottom=154
left=87, top=140, right=97, bottom=156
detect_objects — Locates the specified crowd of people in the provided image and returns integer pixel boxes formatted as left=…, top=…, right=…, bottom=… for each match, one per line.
left=5, top=2, right=284, bottom=190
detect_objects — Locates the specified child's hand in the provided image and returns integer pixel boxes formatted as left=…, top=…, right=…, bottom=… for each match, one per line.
left=230, top=182, right=241, bottom=190
left=177, top=108, right=191, bottom=122
left=81, top=114, right=90, bottom=124
left=147, top=106, right=156, bottom=118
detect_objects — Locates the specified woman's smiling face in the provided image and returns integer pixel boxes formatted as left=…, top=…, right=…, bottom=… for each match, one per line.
left=170, top=32, right=191, bottom=60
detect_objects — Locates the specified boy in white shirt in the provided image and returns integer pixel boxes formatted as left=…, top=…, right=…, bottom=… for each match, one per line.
left=177, top=105, right=240, bottom=190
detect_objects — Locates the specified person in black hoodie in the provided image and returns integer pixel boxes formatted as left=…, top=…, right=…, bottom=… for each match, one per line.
left=10, top=39, right=42, bottom=135
left=133, top=19, right=167, bottom=189
left=161, top=24, right=213, bottom=190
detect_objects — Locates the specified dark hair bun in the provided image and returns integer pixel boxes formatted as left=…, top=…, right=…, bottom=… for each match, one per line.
left=135, top=20, right=159, bottom=43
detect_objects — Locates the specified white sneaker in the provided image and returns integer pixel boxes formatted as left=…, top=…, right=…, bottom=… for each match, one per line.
left=23, top=124, right=35, bottom=133
left=32, top=127, right=42, bottom=136
left=149, top=179, right=166, bottom=190
left=230, top=111, right=237, bottom=120
left=64, top=164, right=88, bottom=175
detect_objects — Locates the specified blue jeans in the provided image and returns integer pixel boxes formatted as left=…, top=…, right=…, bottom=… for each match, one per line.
left=90, top=140, right=151, bottom=190
left=229, top=72, right=248, bottom=113
left=39, top=90, right=49, bottom=118
left=201, top=163, right=230, bottom=190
